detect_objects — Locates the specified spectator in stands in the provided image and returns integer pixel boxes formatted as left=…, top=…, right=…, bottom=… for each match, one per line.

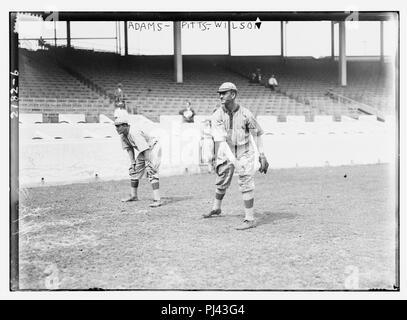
left=114, top=83, right=126, bottom=109
left=249, top=68, right=262, bottom=84
left=179, top=101, right=196, bottom=123
left=255, top=67, right=262, bottom=83
left=267, top=74, right=279, bottom=91
left=38, top=36, right=46, bottom=50
left=249, top=72, right=257, bottom=83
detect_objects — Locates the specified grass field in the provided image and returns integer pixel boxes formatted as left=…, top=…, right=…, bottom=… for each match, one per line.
left=18, top=164, right=397, bottom=290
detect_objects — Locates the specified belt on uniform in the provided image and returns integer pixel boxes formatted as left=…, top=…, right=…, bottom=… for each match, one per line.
left=226, top=141, right=251, bottom=156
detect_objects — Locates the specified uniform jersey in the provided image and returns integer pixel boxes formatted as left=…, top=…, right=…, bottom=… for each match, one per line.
left=120, top=125, right=158, bottom=153
left=211, top=104, right=264, bottom=148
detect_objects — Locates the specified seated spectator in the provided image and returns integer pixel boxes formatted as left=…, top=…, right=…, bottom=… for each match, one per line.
left=114, top=83, right=126, bottom=109
left=255, top=67, right=262, bottom=83
left=38, top=36, right=46, bottom=50
left=179, top=102, right=196, bottom=123
left=249, top=72, right=257, bottom=83
left=267, top=74, right=279, bottom=91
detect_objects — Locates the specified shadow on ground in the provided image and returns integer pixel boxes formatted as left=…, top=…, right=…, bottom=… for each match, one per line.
left=161, top=196, right=194, bottom=205
left=255, top=211, right=298, bottom=226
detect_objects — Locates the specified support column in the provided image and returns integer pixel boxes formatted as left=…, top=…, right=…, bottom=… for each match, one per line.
left=173, top=21, right=183, bottom=83
left=280, top=21, right=284, bottom=57
left=338, top=21, right=347, bottom=86
left=66, top=21, right=71, bottom=48
left=331, top=21, right=335, bottom=59
left=228, top=21, right=231, bottom=55
left=54, top=21, right=57, bottom=47
left=380, top=21, right=384, bottom=63
left=118, top=21, right=121, bottom=55
left=124, top=21, right=128, bottom=56
left=115, top=22, right=118, bottom=54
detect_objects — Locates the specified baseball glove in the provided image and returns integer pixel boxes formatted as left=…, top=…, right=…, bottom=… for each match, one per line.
left=258, top=154, right=269, bottom=174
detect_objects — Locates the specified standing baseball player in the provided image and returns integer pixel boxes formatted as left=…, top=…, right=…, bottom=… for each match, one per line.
left=203, top=82, right=269, bottom=230
left=114, top=108, right=162, bottom=207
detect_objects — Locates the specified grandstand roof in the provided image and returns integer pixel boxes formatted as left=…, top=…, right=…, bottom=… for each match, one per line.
left=21, top=11, right=397, bottom=22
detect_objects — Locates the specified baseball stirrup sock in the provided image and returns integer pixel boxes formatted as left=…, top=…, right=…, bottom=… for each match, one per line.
left=153, top=189, right=160, bottom=201
left=131, top=179, right=139, bottom=188
left=243, top=198, right=254, bottom=209
left=243, top=198, right=254, bottom=221
left=244, top=207, right=255, bottom=221
left=215, top=190, right=226, bottom=200
left=151, top=182, right=160, bottom=190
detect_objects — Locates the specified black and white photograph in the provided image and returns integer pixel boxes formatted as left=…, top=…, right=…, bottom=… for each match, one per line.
left=6, top=3, right=404, bottom=298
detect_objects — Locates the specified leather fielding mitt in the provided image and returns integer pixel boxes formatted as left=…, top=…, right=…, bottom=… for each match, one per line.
left=258, top=154, right=269, bottom=174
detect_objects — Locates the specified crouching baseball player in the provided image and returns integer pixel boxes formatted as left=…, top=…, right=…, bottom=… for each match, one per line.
left=202, top=82, right=269, bottom=230
left=114, top=109, right=162, bottom=208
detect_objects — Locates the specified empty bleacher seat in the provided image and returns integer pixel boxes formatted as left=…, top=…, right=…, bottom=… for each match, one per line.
left=59, top=114, right=86, bottom=123
left=19, top=113, right=43, bottom=124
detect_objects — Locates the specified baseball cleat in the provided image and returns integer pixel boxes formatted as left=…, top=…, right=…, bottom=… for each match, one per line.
left=121, top=196, right=139, bottom=202
left=202, top=209, right=222, bottom=218
left=235, top=220, right=256, bottom=230
left=149, top=200, right=162, bottom=208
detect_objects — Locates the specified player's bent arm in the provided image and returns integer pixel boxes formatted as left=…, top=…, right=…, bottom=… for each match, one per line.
left=125, top=147, right=136, bottom=165
left=214, top=141, right=221, bottom=159
left=253, top=134, right=265, bottom=155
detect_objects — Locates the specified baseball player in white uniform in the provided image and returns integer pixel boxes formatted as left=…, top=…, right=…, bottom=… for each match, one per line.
left=114, top=108, right=162, bottom=208
left=203, top=82, right=269, bottom=230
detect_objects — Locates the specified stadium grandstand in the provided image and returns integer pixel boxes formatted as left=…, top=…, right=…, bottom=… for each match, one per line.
left=18, top=47, right=395, bottom=122
left=16, top=12, right=397, bottom=123
left=19, top=49, right=111, bottom=122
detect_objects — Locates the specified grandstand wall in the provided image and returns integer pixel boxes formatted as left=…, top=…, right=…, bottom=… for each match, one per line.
left=19, top=115, right=395, bottom=187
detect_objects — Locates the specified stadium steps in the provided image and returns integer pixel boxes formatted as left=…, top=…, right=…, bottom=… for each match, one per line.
left=227, top=57, right=394, bottom=118
left=19, top=48, right=111, bottom=117
left=55, top=57, right=110, bottom=101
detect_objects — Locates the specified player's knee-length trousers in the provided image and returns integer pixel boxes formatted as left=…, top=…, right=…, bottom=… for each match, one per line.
left=129, top=142, right=162, bottom=184
left=215, top=149, right=255, bottom=193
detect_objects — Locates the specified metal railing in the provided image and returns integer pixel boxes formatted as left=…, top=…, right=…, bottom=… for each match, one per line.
left=326, top=89, right=385, bottom=121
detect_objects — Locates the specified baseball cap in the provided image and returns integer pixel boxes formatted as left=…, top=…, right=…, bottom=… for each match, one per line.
left=217, top=82, right=238, bottom=93
left=113, top=108, right=129, bottom=125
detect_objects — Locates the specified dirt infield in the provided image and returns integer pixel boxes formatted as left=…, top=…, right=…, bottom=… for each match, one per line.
left=18, top=164, right=397, bottom=290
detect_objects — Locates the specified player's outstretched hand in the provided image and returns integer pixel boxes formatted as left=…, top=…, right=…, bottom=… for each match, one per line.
left=258, top=154, right=269, bottom=174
